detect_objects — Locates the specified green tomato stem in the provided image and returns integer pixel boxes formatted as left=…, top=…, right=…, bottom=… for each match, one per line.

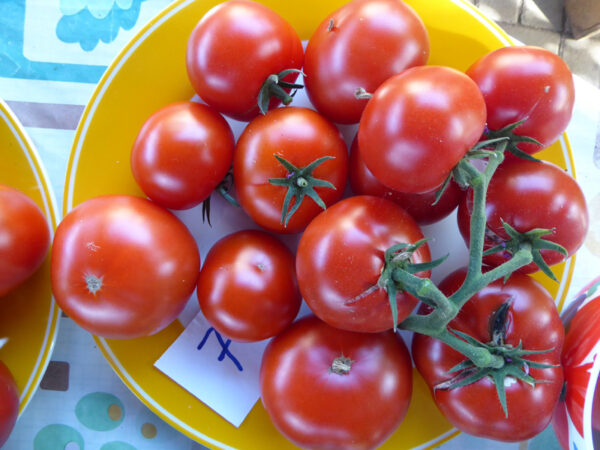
left=436, top=329, right=505, bottom=369
left=397, top=141, right=539, bottom=369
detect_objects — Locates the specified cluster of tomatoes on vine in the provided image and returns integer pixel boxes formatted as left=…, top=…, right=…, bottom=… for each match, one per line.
left=1, top=0, right=592, bottom=448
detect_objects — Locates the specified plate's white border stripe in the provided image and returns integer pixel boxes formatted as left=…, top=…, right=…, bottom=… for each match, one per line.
left=554, top=135, right=576, bottom=310
left=67, top=0, right=195, bottom=211
left=97, top=337, right=234, bottom=449
left=412, top=428, right=459, bottom=450
left=0, top=105, right=54, bottom=223
left=0, top=100, right=61, bottom=412
left=556, top=255, right=574, bottom=306
left=561, top=135, right=575, bottom=175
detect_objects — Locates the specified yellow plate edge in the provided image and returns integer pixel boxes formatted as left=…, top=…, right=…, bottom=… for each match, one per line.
left=63, top=0, right=195, bottom=215
left=0, top=98, right=62, bottom=415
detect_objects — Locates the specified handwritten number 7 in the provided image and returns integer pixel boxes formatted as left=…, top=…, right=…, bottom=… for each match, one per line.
left=197, top=327, right=244, bottom=371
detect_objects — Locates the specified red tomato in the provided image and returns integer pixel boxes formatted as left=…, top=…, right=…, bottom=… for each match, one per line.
left=412, top=268, right=564, bottom=441
left=197, top=230, right=301, bottom=342
left=0, top=185, right=50, bottom=297
left=358, top=65, right=486, bottom=193
left=304, top=0, right=429, bottom=124
left=51, top=195, right=200, bottom=339
left=348, top=134, right=464, bottom=225
left=457, top=159, right=588, bottom=274
left=233, top=107, right=348, bottom=234
left=467, top=46, right=574, bottom=155
left=130, top=102, right=234, bottom=210
left=186, top=0, right=304, bottom=121
left=296, top=195, right=431, bottom=333
left=0, top=361, right=18, bottom=447
left=260, top=315, right=412, bottom=449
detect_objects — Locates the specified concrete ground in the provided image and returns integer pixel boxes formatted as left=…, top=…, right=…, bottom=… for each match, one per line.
left=466, top=0, right=600, bottom=88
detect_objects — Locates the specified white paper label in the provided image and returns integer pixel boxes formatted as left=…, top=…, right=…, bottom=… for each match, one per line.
left=154, top=312, right=270, bottom=427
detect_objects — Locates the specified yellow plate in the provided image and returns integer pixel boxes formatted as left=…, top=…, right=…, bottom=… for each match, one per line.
left=64, top=0, right=576, bottom=448
left=0, top=98, right=60, bottom=415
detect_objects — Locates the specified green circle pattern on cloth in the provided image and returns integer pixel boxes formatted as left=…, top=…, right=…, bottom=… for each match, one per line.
left=33, top=424, right=85, bottom=450
left=75, top=392, right=125, bottom=431
left=100, top=441, right=138, bottom=450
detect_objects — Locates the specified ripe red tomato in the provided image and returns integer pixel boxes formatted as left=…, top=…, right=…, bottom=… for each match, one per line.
left=233, top=107, right=348, bottom=234
left=196, top=229, right=301, bottom=342
left=304, top=0, right=429, bottom=124
left=358, top=65, right=486, bottom=193
left=186, top=0, right=304, bottom=121
left=260, top=315, right=412, bottom=449
left=467, top=46, right=575, bottom=155
left=0, top=185, right=50, bottom=297
left=0, top=361, right=18, bottom=447
left=348, top=134, right=464, bottom=225
left=296, top=195, right=431, bottom=333
left=51, top=195, right=200, bottom=339
left=412, top=268, right=564, bottom=442
left=130, top=102, right=234, bottom=210
left=457, top=159, right=588, bottom=274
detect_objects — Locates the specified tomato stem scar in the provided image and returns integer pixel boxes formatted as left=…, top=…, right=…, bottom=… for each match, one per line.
left=85, top=274, right=103, bottom=296
left=354, top=87, right=372, bottom=100
left=329, top=355, right=355, bottom=375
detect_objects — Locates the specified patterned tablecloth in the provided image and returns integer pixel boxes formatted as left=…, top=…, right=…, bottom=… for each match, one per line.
left=1, top=1, right=599, bottom=449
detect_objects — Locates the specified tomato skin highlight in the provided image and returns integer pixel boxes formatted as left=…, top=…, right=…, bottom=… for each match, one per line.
left=348, top=134, right=464, bottom=225
left=51, top=195, right=200, bottom=339
left=0, top=185, right=50, bottom=297
left=457, top=159, right=588, bottom=274
left=0, top=361, right=18, bottom=448
left=197, top=229, right=301, bottom=342
left=304, top=0, right=429, bottom=124
left=186, top=0, right=304, bottom=121
left=412, top=269, right=564, bottom=442
left=130, top=102, right=235, bottom=210
left=467, top=46, right=575, bottom=155
left=296, top=195, right=431, bottom=333
left=358, top=65, right=486, bottom=194
left=233, top=106, right=348, bottom=234
left=260, top=315, right=412, bottom=449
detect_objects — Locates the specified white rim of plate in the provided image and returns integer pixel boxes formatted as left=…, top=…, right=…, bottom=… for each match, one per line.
left=0, top=97, right=61, bottom=414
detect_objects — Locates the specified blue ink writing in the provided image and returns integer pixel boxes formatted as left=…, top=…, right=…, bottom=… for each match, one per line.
left=197, top=327, right=243, bottom=371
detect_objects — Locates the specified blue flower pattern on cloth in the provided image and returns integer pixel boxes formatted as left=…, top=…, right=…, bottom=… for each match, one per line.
left=56, top=0, right=147, bottom=51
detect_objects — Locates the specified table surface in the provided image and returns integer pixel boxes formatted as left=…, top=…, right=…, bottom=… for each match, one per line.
left=1, top=1, right=599, bottom=449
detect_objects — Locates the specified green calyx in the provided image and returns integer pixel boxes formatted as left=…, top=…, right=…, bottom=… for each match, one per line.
left=484, top=119, right=543, bottom=162
left=434, top=137, right=508, bottom=205
left=483, top=220, right=568, bottom=281
left=202, top=169, right=240, bottom=227
left=268, top=154, right=336, bottom=227
left=436, top=343, right=554, bottom=418
left=434, top=301, right=556, bottom=418
left=258, top=69, right=305, bottom=115
left=377, top=239, right=448, bottom=331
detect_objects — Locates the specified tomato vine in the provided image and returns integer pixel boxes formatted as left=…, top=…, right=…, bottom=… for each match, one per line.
left=390, top=137, right=567, bottom=409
